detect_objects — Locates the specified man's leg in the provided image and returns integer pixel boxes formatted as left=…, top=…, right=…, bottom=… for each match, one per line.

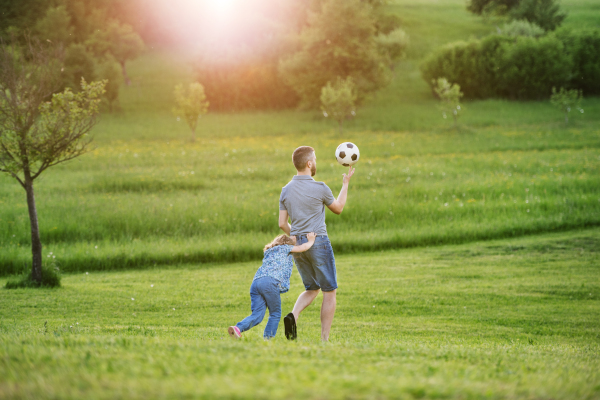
left=320, top=290, right=336, bottom=341
left=292, top=289, right=320, bottom=322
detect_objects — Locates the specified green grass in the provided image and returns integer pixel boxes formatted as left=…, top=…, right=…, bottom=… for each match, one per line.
left=1, top=229, right=599, bottom=399
left=1, top=0, right=600, bottom=275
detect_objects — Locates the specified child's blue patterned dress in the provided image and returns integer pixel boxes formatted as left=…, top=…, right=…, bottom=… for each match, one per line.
left=253, top=244, right=294, bottom=293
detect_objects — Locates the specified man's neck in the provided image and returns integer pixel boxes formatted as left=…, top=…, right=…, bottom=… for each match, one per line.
left=296, top=169, right=312, bottom=176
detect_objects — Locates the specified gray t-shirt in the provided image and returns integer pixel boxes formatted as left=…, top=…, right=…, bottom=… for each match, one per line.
left=279, top=175, right=335, bottom=236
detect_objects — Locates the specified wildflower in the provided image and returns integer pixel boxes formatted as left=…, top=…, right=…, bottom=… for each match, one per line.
left=406, top=177, right=411, bottom=182
left=323, top=111, right=328, bottom=117
left=132, top=298, right=135, bottom=301
left=527, top=209, right=530, bottom=212
left=444, top=203, right=449, bottom=207
left=173, top=308, right=176, bottom=311
left=85, top=272, right=89, bottom=275
left=151, top=284, right=154, bottom=287
left=95, top=246, right=98, bottom=249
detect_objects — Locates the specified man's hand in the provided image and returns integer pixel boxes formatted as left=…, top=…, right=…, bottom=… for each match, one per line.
left=343, top=166, right=355, bottom=185
left=327, top=166, right=356, bottom=215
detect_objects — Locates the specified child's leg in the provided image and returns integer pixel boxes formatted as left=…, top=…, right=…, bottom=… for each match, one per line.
left=236, top=281, right=267, bottom=333
left=261, top=279, right=282, bottom=339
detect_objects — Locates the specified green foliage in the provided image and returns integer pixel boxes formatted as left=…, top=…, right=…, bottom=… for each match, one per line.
left=467, top=0, right=519, bottom=15
left=550, top=86, right=583, bottom=124
left=498, top=19, right=545, bottom=37
left=498, top=34, right=572, bottom=99
left=467, top=0, right=566, bottom=30
left=433, top=77, right=463, bottom=127
left=0, top=229, right=599, bottom=398
left=96, top=61, right=120, bottom=111
left=421, top=31, right=590, bottom=100
left=173, top=83, right=209, bottom=140
left=557, top=29, right=600, bottom=95
left=509, top=0, right=567, bottom=31
left=320, top=77, right=357, bottom=133
left=420, top=35, right=512, bottom=99
left=4, top=265, right=61, bottom=288
left=33, top=6, right=74, bottom=46
left=62, top=44, right=95, bottom=92
left=0, top=0, right=48, bottom=34
left=375, top=27, right=410, bottom=64
left=86, top=20, right=144, bottom=85
left=279, top=0, right=391, bottom=109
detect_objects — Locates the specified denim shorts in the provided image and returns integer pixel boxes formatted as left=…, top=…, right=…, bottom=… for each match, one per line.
left=293, top=235, right=337, bottom=292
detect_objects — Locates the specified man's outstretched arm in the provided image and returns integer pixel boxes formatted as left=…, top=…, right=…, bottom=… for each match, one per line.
left=327, top=166, right=355, bottom=215
left=279, top=209, right=291, bottom=236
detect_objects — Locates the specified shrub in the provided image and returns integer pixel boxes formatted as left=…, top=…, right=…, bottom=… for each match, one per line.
left=497, top=35, right=572, bottom=99
left=509, top=0, right=566, bottom=31
left=421, top=30, right=596, bottom=100
left=320, top=77, right=357, bottom=134
left=5, top=266, right=61, bottom=289
left=550, top=87, right=583, bottom=125
left=96, top=61, right=121, bottom=111
left=498, top=20, right=545, bottom=38
left=433, top=78, right=463, bottom=127
left=420, top=35, right=510, bottom=99
left=557, top=29, right=600, bottom=95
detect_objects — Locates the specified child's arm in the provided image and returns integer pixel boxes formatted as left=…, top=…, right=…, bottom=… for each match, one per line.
left=290, top=232, right=317, bottom=253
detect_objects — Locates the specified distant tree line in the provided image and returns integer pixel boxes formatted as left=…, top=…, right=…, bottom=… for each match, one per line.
left=421, top=0, right=600, bottom=100
left=0, top=0, right=146, bottom=111
left=193, top=0, right=409, bottom=111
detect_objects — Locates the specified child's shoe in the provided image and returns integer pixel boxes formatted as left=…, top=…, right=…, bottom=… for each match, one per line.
left=228, top=326, right=242, bottom=339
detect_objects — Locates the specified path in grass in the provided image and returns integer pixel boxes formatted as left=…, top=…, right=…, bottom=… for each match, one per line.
left=1, top=229, right=599, bottom=399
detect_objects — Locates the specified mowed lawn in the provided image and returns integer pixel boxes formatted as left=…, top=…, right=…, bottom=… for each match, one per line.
left=1, top=229, right=599, bottom=399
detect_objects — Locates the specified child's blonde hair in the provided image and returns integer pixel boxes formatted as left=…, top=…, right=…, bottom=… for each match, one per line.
left=264, top=234, right=295, bottom=252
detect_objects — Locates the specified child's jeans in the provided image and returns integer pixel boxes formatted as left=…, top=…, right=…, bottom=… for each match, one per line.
left=236, top=276, right=282, bottom=338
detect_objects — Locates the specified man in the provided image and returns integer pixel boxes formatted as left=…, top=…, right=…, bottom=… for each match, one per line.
left=278, top=146, right=355, bottom=341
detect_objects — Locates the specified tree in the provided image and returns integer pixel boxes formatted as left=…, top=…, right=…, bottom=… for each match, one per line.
left=87, top=20, right=144, bottom=85
left=550, top=87, right=583, bottom=125
left=320, top=77, right=357, bottom=134
left=279, top=0, right=391, bottom=109
left=173, top=83, right=209, bottom=142
left=467, top=0, right=566, bottom=31
left=0, top=39, right=105, bottom=285
left=63, top=43, right=96, bottom=91
left=33, top=6, right=74, bottom=46
left=375, top=28, right=410, bottom=69
left=433, top=78, right=464, bottom=128
left=97, top=61, right=121, bottom=111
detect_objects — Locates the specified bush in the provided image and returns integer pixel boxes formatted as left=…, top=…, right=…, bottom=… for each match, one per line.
left=63, top=43, right=96, bottom=92
left=557, top=29, right=600, bottom=95
left=498, top=20, right=545, bottom=38
left=509, top=0, right=566, bottom=31
left=420, top=35, right=511, bottom=99
left=497, top=35, right=572, bottom=99
left=421, top=30, right=597, bottom=100
left=5, top=266, right=61, bottom=289
left=96, top=60, right=121, bottom=111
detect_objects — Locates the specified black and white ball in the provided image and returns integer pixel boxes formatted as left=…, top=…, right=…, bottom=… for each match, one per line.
left=335, top=142, right=360, bottom=167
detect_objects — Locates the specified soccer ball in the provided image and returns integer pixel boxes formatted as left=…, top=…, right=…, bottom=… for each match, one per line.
left=335, top=142, right=360, bottom=167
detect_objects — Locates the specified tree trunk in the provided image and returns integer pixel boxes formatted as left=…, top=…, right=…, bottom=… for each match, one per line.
left=120, top=61, right=131, bottom=86
left=24, top=177, right=43, bottom=284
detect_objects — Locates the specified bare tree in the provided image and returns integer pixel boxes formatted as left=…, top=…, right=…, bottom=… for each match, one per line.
left=0, top=38, right=105, bottom=285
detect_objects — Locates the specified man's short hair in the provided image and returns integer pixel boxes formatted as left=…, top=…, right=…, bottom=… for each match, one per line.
left=292, top=146, right=315, bottom=171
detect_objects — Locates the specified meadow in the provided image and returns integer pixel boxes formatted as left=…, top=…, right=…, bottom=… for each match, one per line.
left=2, top=0, right=600, bottom=275
left=1, top=229, right=599, bottom=399
left=1, top=0, right=600, bottom=398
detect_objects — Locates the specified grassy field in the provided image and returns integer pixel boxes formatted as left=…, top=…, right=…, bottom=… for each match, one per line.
left=1, top=0, right=600, bottom=275
left=1, top=229, right=599, bottom=399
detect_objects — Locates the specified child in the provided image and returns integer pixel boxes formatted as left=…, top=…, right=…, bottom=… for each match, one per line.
left=228, top=232, right=316, bottom=339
